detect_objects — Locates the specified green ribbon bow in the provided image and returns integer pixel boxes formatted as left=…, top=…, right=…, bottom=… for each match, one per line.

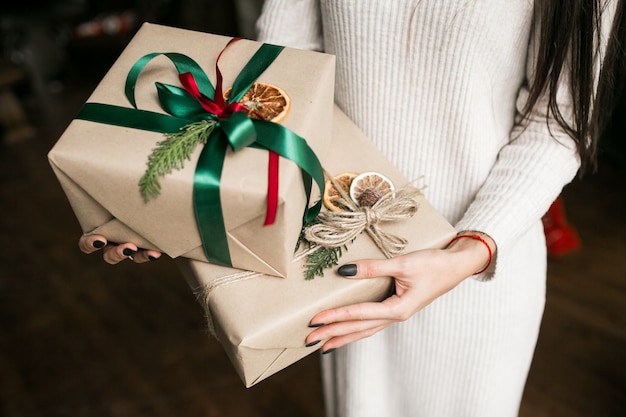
left=76, top=41, right=325, bottom=267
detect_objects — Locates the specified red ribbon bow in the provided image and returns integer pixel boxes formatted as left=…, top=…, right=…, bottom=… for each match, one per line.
left=177, top=39, right=281, bottom=226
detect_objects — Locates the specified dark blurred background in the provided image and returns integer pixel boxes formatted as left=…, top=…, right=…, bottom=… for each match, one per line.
left=0, top=1, right=624, bottom=416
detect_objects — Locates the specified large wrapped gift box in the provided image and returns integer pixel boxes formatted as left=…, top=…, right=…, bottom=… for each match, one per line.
left=48, top=23, right=335, bottom=278
left=178, top=107, right=458, bottom=387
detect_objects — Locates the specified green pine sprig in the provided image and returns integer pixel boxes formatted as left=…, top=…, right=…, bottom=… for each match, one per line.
left=303, top=244, right=348, bottom=280
left=297, top=221, right=350, bottom=280
left=139, top=120, right=216, bottom=202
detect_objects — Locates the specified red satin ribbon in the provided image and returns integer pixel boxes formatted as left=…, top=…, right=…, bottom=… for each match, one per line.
left=178, top=72, right=247, bottom=117
left=177, top=38, right=281, bottom=226
left=264, top=152, right=279, bottom=225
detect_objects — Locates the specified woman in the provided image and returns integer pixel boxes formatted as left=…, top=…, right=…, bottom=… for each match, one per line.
left=80, top=1, right=624, bottom=415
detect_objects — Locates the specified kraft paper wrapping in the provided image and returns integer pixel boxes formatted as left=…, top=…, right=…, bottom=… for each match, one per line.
left=48, top=23, right=336, bottom=278
left=178, top=106, right=458, bottom=387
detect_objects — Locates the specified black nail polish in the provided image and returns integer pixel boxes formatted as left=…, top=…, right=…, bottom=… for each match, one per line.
left=305, top=340, right=321, bottom=347
left=338, top=264, right=357, bottom=277
left=122, top=248, right=136, bottom=256
left=92, top=240, right=105, bottom=249
left=308, top=322, right=324, bottom=328
left=148, top=255, right=158, bottom=261
left=322, top=348, right=336, bottom=355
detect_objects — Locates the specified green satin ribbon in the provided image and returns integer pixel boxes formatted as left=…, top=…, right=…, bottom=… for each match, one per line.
left=76, top=41, right=325, bottom=267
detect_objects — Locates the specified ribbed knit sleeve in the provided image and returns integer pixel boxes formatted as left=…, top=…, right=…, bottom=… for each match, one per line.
left=256, top=0, right=323, bottom=51
left=455, top=0, right=619, bottom=272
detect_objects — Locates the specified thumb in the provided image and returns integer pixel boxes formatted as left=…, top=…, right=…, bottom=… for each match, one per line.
left=337, top=257, right=403, bottom=279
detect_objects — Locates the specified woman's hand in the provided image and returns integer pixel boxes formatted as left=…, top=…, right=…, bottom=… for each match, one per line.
left=305, top=232, right=495, bottom=353
left=78, top=234, right=162, bottom=264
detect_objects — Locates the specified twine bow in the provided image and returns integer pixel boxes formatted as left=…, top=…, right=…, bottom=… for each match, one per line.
left=303, top=173, right=423, bottom=258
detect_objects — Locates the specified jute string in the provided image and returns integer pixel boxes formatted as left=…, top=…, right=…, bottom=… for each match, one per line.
left=196, top=248, right=316, bottom=339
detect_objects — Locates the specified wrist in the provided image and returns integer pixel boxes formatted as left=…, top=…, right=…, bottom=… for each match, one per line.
left=446, top=231, right=496, bottom=276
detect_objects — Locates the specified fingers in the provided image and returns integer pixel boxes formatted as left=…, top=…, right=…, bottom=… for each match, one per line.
left=305, top=293, right=417, bottom=352
left=307, top=249, right=460, bottom=353
left=78, top=234, right=108, bottom=254
left=101, top=243, right=162, bottom=264
left=128, top=249, right=162, bottom=264
left=79, top=234, right=162, bottom=264
left=310, top=294, right=410, bottom=329
left=101, top=242, right=138, bottom=265
left=338, top=255, right=413, bottom=280
left=306, top=319, right=391, bottom=352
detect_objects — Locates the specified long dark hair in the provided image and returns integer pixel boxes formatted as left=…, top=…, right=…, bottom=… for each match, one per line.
left=525, top=0, right=625, bottom=173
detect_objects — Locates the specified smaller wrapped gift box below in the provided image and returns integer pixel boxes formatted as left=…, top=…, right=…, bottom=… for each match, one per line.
left=48, top=22, right=335, bottom=278
left=178, top=107, right=458, bottom=387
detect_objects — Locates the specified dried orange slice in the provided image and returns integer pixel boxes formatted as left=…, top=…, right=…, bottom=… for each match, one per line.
left=224, top=82, right=291, bottom=123
left=322, top=172, right=359, bottom=212
left=349, top=172, right=395, bottom=207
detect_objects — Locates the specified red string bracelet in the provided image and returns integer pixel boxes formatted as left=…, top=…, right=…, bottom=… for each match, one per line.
left=448, top=234, right=493, bottom=275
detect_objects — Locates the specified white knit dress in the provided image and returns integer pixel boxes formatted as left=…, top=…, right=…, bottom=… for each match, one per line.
left=257, top=1, right=588, bottom=416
